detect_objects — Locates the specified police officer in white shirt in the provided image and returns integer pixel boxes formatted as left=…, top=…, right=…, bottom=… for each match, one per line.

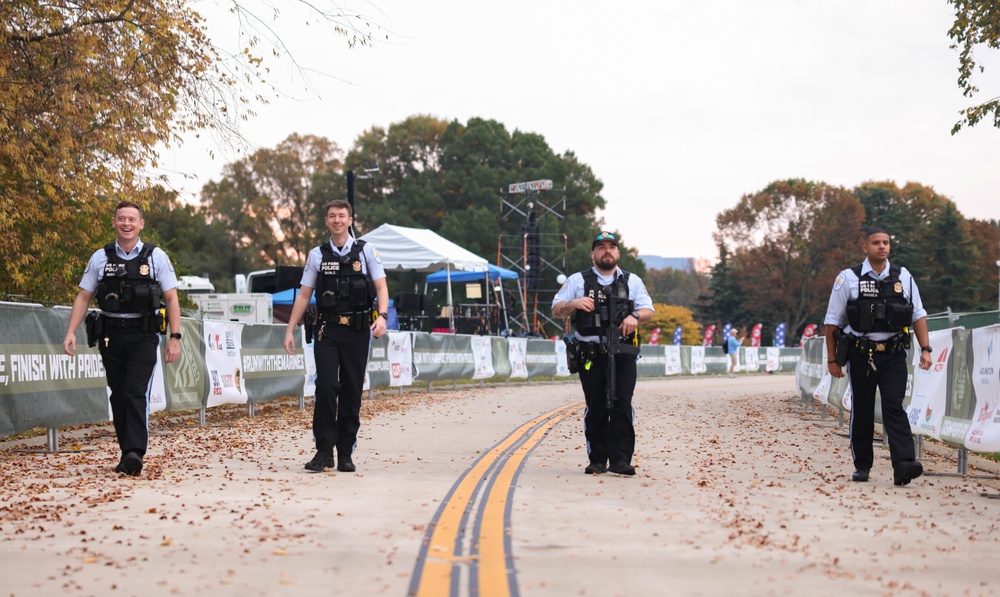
left=824, top=226, right=932, bottom=486
left=63, top=201, right=182, bottom=477
left=553, top=231, right=654, bottom=476
left=284, top=200, right=389, bottom=474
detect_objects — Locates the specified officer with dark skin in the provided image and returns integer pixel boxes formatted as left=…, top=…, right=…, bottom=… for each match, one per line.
left=824, top=227, right=932, bottom=486
left=63, top=201, right=182, bottom=476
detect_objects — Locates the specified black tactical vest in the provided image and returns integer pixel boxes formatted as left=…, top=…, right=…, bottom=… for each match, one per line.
left=96, top=243, right=160, bottom=314
left=315, top=240, right=375, bottom=314
left=573, top=269, right=633, bottom=337
left=845, top=263, right=913, bottom=333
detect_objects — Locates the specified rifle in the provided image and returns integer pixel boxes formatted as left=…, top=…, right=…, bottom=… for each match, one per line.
left=599, top=282, right=640, bottom=409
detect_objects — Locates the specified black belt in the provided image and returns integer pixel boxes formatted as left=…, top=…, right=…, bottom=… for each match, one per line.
left=852, top=334, right=905, bottom=355
left=100, top=316, right=145, bottom=329
left=577, top=341, right=631, bottom=359
left=319, top=312, right=371, bottom=327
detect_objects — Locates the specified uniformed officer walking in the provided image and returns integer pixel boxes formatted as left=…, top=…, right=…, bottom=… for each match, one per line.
left=823, top=226, right=932, bottom=485
left=63, top=200, right=182, bottom=476
left=283, top=200, right=389, bottom=473
left=552, top=231, right=654, bottom=475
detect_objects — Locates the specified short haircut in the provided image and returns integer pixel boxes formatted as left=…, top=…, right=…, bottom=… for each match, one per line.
left=115, top=200, right=143, bottom=219
left=864, top=226, right=890, bottom=240
left=325, top=199, right=353, bottom=217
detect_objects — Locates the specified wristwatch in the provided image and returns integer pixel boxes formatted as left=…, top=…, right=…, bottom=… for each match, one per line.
left=630, top=310, right=640, bottom=321
left=169, top=332, right=182, bottom=340
left=920, top=346, right=932, bottom=353
left=377, top=312, right=387, bottom=320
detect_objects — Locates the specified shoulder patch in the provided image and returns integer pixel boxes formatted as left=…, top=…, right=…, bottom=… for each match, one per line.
left=372, top=248, right=382, bottom=264
left=833, top=275, right=845, bottom=291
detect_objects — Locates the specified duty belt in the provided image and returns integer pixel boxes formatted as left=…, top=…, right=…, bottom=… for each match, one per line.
left=319, top=312, right=370, bottom=327
left=578, top=342, right=601, bottom=360
left=100, top=315, right=145, bottom=329
left=577, top=341, right=633, bottom=359
left=852, top=334, right=905, bottom=355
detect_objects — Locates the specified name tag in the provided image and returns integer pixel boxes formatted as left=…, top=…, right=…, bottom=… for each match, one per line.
left=859, top=280, right=878, bottom=297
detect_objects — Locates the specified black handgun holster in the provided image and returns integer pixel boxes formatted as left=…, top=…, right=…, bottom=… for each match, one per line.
left=84, top=311, right=100, bottom=348
left=832, top=327, right=850, bottom=366
left=563, top=337, right=582, bottom=374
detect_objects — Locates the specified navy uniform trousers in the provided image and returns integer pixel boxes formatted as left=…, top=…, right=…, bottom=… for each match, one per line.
left=578, top=350, right=637, bottom=467
left=312, top=323, right=371, bottom=458
left=847, top=347, right=916, bottom=471
left=99, top=326, right=159, bottom=457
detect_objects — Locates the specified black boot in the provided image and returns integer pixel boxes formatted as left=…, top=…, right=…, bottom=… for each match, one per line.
left=609, top=461, right=636, bottom=476
left=116, top=451, right=143, bottom=476
left=305, top=451, right=334, bottom=472
left=337, top=454, right=356, bottom=473
left=893, top=460, right=923, bottom=486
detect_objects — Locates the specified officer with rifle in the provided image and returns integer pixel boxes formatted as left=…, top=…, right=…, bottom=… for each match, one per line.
left=553, top=231, right=653, bottom=476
